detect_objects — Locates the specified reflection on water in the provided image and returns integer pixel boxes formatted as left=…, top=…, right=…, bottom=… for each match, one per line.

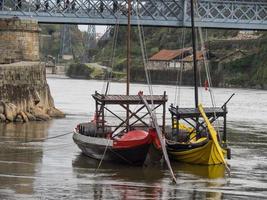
left=172, top=162, right=225, bottom=179
left=72, top=154, right=164, bottom=182
left=0, top=76, right=267, bottom=199
left=0, top=121, right=50, bottom=142
left=0, top=121, right=50, bottom=197
left=72, top=154, right=226, bottom=199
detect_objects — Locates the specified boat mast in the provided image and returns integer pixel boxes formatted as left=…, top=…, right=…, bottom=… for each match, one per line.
left=190, top=0, right=199, bottom=108
left=126, top=0, right=131, bottom=131
left=127, top=0, right=131, bottom=95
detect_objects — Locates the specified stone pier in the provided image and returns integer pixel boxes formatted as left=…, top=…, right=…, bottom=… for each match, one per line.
left=0, top=18, right=64, bottom=123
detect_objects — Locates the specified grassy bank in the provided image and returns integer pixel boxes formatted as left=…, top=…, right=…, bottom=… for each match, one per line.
left=66, top=63, right=126, bottom=81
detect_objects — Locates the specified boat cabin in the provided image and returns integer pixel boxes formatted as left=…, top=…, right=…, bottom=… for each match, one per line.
left=91, top=91, right=168, bottom=137
left=169, top=105, right=228, bottom=146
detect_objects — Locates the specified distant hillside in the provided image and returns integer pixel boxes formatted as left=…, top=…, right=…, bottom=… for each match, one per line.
left=39, top=25, right=267, bottom=89
left=95, top=27, right=239, bottom=71
left=95, top=27, right=267, bottom=89
left=216, top=35, right=267, bottom=89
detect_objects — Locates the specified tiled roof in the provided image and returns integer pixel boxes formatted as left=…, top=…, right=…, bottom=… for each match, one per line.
left=182, top=51, right=204, bottom=62
left=149, top=48, right=192, bottom=61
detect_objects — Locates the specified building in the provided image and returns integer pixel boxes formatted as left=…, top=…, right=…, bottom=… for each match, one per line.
left=181, top=51, right=205, bottom=71
left=148, top=48, right=204, bottom=71
left=148, top=48, right=192, bottom=70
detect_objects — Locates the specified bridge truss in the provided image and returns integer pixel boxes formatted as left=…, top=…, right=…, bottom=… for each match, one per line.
left=1, top=0, right=267, bottom=29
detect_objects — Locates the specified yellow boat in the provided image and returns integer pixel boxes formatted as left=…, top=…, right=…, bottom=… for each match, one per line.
left=167, top=138, right=227, bottom=165
left=166, top=104, right=230, bottom=166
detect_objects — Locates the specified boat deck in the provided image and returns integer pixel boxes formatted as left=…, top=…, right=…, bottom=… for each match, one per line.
left=169, top=107, right=227, bottom=118
left=92, top=93, right=167, bottom=104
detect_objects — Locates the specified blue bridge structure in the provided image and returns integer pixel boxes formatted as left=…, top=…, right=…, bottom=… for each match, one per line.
left=0, top=0, right=267, bottom=29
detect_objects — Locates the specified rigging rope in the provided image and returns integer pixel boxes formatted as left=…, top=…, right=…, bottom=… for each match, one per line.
left=197, top=26, right=221, bottom=134
left=136, top=0, right=177, bottom=183
left=136, top=2, right=157, bottom=120
left=102, top=21, right=120, bottom=95
left=136, top=0, right=153, bottom=97
left=191, top=0, right=221, bottom=134
left=96, top=19, right=121, bottom=173
left=174, top=28, right=186, bottom=107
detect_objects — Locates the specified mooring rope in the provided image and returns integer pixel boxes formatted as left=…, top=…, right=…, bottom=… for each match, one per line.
left=0, top=142, right=73, bottom=156
left=22, top=131, right=73, bottom=143
left=0, top=131, right=73, bottom=144
left=94, top=141, right=110, bottom=174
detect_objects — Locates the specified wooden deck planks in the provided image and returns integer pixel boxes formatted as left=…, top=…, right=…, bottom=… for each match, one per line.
left=169, top=106, right=227, bottom=118
left=92, top=93, right=168, bottom=104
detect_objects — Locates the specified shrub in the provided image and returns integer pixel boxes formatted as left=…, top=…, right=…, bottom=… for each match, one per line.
left=66, top=63, right=93, bottom=78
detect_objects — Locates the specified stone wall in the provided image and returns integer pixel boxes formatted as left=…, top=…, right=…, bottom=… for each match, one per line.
left=0, top=18, right=64, bottom=123
left=0, top=18, right=39, bottom=64
left=0, top=61, right=64, bottom=122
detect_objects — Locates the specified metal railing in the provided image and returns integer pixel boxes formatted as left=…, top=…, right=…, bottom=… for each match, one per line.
left=1, top=0, right=267, bottom=29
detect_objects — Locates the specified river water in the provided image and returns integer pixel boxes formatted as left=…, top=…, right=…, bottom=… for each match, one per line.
left=0, top=75, right=267, bottom=199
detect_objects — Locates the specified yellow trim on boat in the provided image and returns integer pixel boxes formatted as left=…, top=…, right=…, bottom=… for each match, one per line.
left=198, top=104, right=228, bottom=167
left=169, top=140, right=226, bottom=165
left=168, top=104, right=228, bottom=165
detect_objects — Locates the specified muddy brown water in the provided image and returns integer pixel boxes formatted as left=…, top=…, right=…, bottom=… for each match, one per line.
left=0, top=75, right=267, bottom=199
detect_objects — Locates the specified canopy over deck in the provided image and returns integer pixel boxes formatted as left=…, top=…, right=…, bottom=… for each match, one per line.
left=92, top=92, right=168, bottom=104
left=93, top=91, right=167, bottom=134
left=169, top=106, right=227, bottom=119
left=169, top=104, right=228, bottom=145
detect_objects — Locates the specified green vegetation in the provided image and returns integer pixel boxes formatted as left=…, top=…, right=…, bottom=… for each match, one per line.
left=39, top=24, right=267, bottom=89
left=66, top=63, right=94, bottom=79
left=210, top=35, right=267, bottom=89
left=66, top=62, right=126, bottom=81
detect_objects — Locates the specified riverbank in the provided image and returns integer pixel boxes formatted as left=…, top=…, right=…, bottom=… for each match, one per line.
left=66, top=64, right=267, bottom=90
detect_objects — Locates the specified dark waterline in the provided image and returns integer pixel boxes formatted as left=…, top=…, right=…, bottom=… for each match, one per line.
left=0, top=75, right=267, bottom=199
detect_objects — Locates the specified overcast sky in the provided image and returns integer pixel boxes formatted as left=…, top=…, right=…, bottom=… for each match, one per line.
left=78, top=25, right=107, bottom=35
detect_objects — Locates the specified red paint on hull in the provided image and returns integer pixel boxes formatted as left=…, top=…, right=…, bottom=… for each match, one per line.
left=113, top=130, right=152, bottom=149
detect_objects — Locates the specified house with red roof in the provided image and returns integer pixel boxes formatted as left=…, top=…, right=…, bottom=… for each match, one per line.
left=148, top=48, right=204, bottom=71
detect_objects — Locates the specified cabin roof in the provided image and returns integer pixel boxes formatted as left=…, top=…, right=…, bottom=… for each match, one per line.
left=149, top=48, right=192, bottom=61
left=92, top=93, right=167, bottom=104
left=169, top=106, right=227, bottom=118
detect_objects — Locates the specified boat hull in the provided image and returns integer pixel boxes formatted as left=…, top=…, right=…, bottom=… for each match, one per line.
left=167, top=140, right=227, bottom=165
left=73, top=131, right=151, bottom=165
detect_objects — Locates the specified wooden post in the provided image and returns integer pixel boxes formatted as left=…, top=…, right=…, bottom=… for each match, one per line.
left=171, top=113, right=174, bottom=136
left=95, top=100, right=99, bottom=130
left=223, top=106, right=227, bottom=145
left=102, top=103, right=105, bottom=134
left=190, top=0, right=199, bottom=134
left=176, top=106, right=179, bottom=135
left=162, top=91, right=166, bottom=135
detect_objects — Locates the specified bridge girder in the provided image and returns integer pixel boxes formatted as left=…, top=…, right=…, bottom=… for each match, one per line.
left=1, top=0, right=267, bottom=29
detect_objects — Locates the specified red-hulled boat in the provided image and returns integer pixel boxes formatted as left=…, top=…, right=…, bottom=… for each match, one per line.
left=73, top=92, right=167, bottom=165
left=73, top=0, right=169, bottom=166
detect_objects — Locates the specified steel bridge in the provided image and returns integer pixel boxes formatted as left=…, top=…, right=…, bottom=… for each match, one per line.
left=1, top=0, right=267, bottom=29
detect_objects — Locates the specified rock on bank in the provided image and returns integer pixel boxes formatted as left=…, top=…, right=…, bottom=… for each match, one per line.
left=0, top=61, right=65, bottom=123
left=0, top=18, right=64, bottom=123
